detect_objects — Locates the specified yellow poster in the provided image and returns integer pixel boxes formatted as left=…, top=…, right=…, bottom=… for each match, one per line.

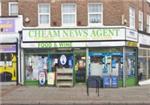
left=47, top=72, right=55, bottom=85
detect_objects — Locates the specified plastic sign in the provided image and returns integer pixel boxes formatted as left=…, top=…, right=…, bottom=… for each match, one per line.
left=0, top=44, right=16, bottom=53
left=38, top=71, right=46, bottom=86
left=0, top=19, right=15, bottom=32
left=60, top=55, right=67, bottom=65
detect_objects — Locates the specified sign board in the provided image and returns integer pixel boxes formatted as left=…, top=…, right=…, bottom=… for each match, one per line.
left=21, top=41, right=126, bottom=48
left=111, top=76, right=118, bottom=88
left=139, top=34, right=150, bottom=46
left=38, top=71, right=46, bottom=86
left=0, top=44, right=16, bottom=53
left=0, top=19, right=15, bottom=32
left=126, top=29, right=138, bottom=42
left=47, top=72, right=55, bottom=85
left=103, top=76, right=111, bottom=88
left=23, top=28, right=125, bottom=42
left=126, top=41, right=138, bottom=47
left=60, top=55, right=67, bottom=65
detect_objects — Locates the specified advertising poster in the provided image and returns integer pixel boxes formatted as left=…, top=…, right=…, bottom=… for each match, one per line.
left=103, top=76, right=110, bottom=88
left=47, top=72, right=55, bottom=85
left=111, top=76, right=118, bottom=88
left=38, top=71, right=46, bottom=86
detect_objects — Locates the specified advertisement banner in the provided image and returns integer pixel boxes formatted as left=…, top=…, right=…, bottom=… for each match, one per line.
left=0, top=19, right=15, bottom=32
left=0, top=44, right=16, bottom=53
left=139, top=34, right=150, bottom=46
left=21, top=41, right=126, bottom=48
left=111, top=76, right=118, bottom=88
left=126, top=28, right=138, bottom=42
left=103, top=76, right=111, bottom=88
left=38, top=71, right=46, bottom=86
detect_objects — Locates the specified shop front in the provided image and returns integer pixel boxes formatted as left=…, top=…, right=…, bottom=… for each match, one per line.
left=138, top=33, right=150, bottom=80
left=0, top=16, right=22, bottom=83
left=21, top=27, right=138, bottom=87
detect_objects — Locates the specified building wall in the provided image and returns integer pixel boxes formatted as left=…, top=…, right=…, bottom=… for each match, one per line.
left=1, top=0, right=150, bottom=33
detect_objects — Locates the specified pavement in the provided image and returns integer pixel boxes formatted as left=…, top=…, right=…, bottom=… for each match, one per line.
left=0, top=83, right=150, bottom=105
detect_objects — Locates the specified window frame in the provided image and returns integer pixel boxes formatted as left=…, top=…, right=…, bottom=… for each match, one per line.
left=138, top=10, right=143, bottom=31
left=9, top=2, right=18, bottom=16
left=61, top=3, right=77, bottom=27
left=129, top=7, right=135, bottom=29
left=147, top=15, right=150, bottom=33
left=38, top=3, right=50, bottom=27
left=88, top=3, right=103, bottom=26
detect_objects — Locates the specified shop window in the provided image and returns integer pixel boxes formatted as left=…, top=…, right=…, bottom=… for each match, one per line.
left=9, top=2, right=18, bottom=16
left=62, top=3, right=76, bottom=26
left=148, top=50, right=150, bottom=56
left=0, top=53, right=5, bottom=61
left=138, top=11, right=143, bottom=31
left=25, top=55, right=48, bottom=80
left=89, top=51, right=123, bottom=78
left=147, top=15, right=150, bottom=33
left=125, top=49, right=137, bottom=77
left=129, top=7, right=135, bottom=29
left=88, top=3, right=103, bottom=26
left=38, top=3, right=50, bottom=26
left=25, top=54, right=74, bottom=80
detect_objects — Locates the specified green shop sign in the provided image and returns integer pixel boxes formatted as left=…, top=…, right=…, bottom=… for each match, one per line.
left=23, top=28, right=125, bottom=42
left=38, top=42, right=72, bottom=48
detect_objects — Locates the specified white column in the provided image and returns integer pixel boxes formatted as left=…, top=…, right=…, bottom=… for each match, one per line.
left=21, top=48, right=24, bottom=85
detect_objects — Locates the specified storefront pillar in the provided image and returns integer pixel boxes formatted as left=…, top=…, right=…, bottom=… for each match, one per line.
left=123, top=47, right=126, bottom=87
left=146, top=52, right=149, bottom=79
left=86, top=48, right=89, bottom=80
left=20, top=49, right=24, bottom=85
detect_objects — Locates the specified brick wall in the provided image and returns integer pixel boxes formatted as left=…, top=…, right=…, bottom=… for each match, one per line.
left=1, top=0, right=150, bottom=33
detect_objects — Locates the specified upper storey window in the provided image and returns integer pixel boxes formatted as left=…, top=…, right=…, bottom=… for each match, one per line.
left=129, top=7, right=135, bottom=29
left=138, top=11, right=143, bottom=31
left=38, top=3, right=50, bottom=26
left=62, top=3, right=76, bottom=26
left=88, top=3, right=103, bottom=26
left=147, top=15, right=150, bottom=33
left=9, top=2, right=18, bottom=16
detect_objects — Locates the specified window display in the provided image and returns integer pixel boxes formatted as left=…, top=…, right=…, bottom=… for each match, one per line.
left=25, top=55, right=48, bottom=80
left=89, top=52, right=123, bottom=78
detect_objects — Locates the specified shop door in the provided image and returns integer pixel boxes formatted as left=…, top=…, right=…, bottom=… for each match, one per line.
left=0, top=53, right=17, bottom=82
left=75, top=54, right=86, bottom=83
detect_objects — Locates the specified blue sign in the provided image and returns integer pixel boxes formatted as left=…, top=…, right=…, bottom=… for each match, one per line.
left=111, top=76, right=118, bottom=88
left=103, top=76, right=110, bottom=88
left=89, top=52, right=123, bottom=57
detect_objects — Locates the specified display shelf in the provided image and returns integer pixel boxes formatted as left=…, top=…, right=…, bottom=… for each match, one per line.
left=56, top=68, right=73, bottom=87
left=56, top=81, right=73, bottom=87
left=57, top=75, right=73, bottom=80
